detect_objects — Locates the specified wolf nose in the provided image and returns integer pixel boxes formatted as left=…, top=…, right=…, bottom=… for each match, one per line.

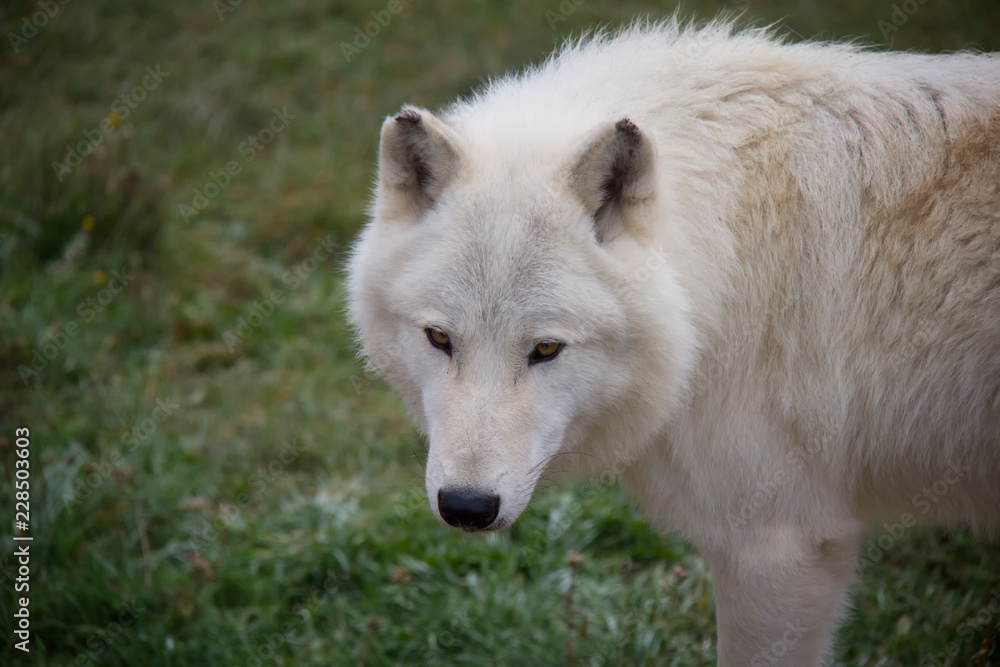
left=437, top=488, right=500, bottom=530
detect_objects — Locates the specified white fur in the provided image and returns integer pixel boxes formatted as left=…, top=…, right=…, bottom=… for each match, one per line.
left=347, top=20, right=1000, bottom=665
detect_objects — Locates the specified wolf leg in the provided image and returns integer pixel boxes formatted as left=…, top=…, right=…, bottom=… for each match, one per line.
left=706, top=526, right=863, bottom=667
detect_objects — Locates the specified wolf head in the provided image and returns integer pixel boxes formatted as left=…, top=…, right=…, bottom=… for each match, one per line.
left=347, top=106, right=696, bottom=532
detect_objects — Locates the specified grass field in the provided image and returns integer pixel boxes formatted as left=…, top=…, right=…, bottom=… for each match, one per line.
left=2, top=0, right=1000, bottom=665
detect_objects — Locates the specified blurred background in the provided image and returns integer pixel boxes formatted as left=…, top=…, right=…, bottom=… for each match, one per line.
left=2, top=1, right=999, bottom=665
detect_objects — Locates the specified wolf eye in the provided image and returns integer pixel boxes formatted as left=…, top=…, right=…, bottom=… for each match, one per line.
left=426, top=327, right=452, bottom=355
left=529, top=340, right=562, bottom=365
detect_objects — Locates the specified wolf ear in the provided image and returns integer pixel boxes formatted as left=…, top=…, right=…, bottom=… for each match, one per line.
left=569, top=118, right=656, bottom=243
left=377, top=107, right=460, bottom=217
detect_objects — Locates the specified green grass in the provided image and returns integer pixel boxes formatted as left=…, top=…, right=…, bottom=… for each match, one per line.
left=2, top=0, right=999, bottom=665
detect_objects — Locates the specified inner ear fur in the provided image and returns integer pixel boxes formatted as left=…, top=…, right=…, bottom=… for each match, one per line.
left=377, top=106, right=461, bottom=217
left=569, top=117, right=656, bottom=243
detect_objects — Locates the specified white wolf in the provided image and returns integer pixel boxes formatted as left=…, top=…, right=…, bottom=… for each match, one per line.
left=347, top=20, right=1000, bottom=666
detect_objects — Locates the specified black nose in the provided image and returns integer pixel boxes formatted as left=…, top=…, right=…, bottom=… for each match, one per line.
left=437, top=488, right=500, bottom=530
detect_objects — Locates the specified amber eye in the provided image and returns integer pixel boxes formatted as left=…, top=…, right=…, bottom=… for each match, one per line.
left=426, top=328, right=452, bottom=355
left=529, top=340, right=563, bottom=365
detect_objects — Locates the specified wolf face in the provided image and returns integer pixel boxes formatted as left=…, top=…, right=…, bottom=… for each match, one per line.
left=348, top=108, right=696, bottom=532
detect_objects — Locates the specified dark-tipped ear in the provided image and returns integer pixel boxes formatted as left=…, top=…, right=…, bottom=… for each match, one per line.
left=569, top=118, right=656, bottom=243
left=377, top=107, right=460, bottom=217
